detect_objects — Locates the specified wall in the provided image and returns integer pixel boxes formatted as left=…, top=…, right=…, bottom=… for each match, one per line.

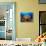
left=16, top=0, right=39, bottom=40
left=0, top=0, right=46, bottom=40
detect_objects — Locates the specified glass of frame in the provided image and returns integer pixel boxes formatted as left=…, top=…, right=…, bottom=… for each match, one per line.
left=39, top=0, right=46, bottom=4
left=39, top=11, right=46, bottom=35
left=0, top=2, right=16, bottom=40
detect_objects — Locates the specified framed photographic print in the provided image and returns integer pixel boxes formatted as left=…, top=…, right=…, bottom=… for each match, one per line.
left=39, top=0, right=46, bottom=4
left=21, top=12, right=33, bottom=22
left=39, top=11, right=46, bottom=35
left=0, top=2, right=16, bottom=40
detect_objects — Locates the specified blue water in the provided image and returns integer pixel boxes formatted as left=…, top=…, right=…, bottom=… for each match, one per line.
left=21, top=12, right=33, bottom=16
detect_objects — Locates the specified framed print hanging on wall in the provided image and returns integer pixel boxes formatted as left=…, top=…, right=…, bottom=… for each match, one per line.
left=39, top=0, right=46, bottom=4
left=0, top=2, right=16, bottom=40
left=20, top=12, right=33, bottom=22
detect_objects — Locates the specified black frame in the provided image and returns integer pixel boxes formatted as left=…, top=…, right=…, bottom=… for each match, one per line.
left=39, top=11, right=46, bottom=35
left=39, top=11, right=40, bottom=36
left=39, top=0, right=46, bottom=4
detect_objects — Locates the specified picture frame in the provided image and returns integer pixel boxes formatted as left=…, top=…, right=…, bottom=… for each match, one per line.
left=39, top=0, right=46, bottom=4
left=39, top=11, right=46, bottom=35
left=0, top=2, right=16, bottom=40
left=20, top=12, right=33, bottom=22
